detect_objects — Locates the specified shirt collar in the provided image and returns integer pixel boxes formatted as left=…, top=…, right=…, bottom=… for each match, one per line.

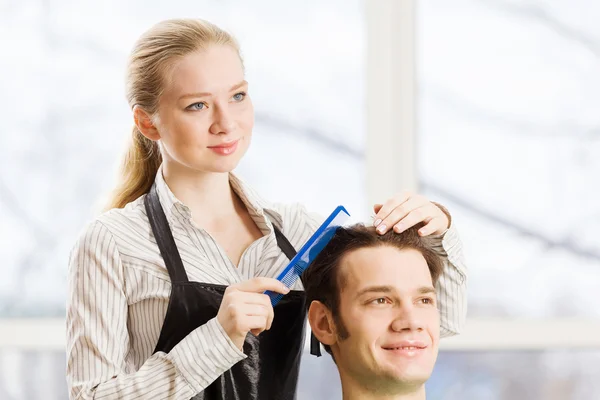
left=229, top=172, right=284, bottom=230
left=153, top=166, right=283, bottom=230
left=151, top=165, right=183, bottom=220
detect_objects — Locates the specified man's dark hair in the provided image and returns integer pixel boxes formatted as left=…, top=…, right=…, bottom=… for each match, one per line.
left=301, top=223, right=444, bottom=357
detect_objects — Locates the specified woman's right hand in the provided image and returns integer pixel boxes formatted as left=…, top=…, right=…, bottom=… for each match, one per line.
left=217, top=277, right=290, bottom=350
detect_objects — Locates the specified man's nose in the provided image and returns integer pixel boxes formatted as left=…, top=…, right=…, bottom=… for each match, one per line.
left=390, top=304, right=424, bottom=332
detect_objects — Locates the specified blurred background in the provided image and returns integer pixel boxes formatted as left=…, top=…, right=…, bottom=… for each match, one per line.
left=1, top=0, right=599, bottom=399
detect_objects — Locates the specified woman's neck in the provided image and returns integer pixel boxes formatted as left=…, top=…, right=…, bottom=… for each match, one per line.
left=162, top=162, right=237, bottom=223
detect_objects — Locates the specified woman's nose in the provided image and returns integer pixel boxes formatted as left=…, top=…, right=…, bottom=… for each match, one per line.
left=210, top=105, right=236, bottom=135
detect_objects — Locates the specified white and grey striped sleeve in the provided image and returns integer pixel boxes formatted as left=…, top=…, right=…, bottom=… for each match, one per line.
left=429, top=223, right=468, bottom=338
left=65, top=220, right=246, bottom=400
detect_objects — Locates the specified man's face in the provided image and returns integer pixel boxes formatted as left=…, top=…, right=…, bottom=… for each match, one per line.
left=331, top=246, right=440, bottom=392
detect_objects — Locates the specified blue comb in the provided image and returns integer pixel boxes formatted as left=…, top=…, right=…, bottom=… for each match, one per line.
left=265, top=205, right=351, bottom=306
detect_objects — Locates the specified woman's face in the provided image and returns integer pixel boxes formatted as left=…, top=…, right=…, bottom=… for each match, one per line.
left=155, top=45, right=254, bottom=174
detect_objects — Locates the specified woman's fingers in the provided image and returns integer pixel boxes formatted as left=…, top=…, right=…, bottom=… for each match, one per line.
left=374, top=195, right=429, bottom=234
left=416, top=215, right=448, bottom=236
left=373, top=194, right=450, bottom=235
left=218, top=279, right=281, bottom=349
left=372, top=192, right=412, bottom=228
left=390, top=205, right=431, bottom=234
left=227, top=291, right=274, bottom=329
left=234, top=277, right=290, bottom=294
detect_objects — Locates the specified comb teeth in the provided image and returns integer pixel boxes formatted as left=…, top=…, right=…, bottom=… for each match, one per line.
left=268, top=293, right=284, bottom=306
left=266, top=205, right=350, bottom=307
left=267, top=262, right=301, bottom=305
left=281, top=266, right=299, bottom=285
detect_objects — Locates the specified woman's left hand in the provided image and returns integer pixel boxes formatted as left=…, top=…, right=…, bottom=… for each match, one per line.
left=372, top=192, right=450, bottom=236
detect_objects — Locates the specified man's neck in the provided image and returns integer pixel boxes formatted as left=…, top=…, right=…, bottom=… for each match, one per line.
left=341, top=377, right=426, bottom=400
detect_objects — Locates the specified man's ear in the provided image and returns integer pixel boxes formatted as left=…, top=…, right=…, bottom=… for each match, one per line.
left=307, top=300, right=337, bottom=347
left=133, top=105, right=161, bottom=141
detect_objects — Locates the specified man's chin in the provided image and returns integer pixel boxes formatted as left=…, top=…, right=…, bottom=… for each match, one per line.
left=355, top=367, right=429, bottom=397
left=376, top=359, right=433, bottom=387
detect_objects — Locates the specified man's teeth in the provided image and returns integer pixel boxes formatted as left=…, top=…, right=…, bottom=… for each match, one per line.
left=387, top=346, right=421, bottom=350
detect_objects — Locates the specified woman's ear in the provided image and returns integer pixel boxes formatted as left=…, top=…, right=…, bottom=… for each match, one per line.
left=133, top=105, right=161, bottom=141
left=307, top=301, right=337, bottom=347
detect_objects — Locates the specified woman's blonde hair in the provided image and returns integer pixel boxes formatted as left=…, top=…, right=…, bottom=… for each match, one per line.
left=105, top=18, right=241, bottom=210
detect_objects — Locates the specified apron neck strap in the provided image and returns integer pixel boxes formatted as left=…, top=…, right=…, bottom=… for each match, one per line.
left=272, top=225, right=297, bottom=260
left=144, top=184, right=190, bottom=283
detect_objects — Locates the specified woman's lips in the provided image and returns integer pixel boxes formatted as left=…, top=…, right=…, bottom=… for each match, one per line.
left=208, top=139, right=239, bottom=155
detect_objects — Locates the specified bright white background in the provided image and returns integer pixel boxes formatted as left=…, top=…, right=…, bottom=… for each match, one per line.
left=0, top=0, right=599, bottom=399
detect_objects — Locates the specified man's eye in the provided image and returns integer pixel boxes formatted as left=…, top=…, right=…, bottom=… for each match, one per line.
left=420, top=297, right=434, bottom=305
left=371, top=298, right=388, bottom=305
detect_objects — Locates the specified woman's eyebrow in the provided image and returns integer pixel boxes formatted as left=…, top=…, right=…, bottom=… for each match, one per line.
left=178, top=80, right=248, bottom=100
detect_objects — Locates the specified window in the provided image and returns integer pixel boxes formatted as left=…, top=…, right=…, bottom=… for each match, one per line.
left=0, top=0, right=366, bottom=319
left=417, top=0, right=600, bottom=318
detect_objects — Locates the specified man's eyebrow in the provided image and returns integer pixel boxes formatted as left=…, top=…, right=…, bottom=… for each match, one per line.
left=354, top=285, right=436, bottom=299
left=178, top=80, right=248, bottom=100
left=417, top=286, right=436, bottom=295
left=355, top=285, right=393, bottom=299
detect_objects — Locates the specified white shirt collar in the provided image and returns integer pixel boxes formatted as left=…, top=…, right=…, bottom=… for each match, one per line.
left=153, top=165, right=284, bottom=230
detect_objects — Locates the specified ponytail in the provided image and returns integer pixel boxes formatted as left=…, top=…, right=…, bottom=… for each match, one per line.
left=104, top=126, right=161, bottom=210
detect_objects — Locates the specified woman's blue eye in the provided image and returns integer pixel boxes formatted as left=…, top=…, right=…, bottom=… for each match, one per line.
left=188, top=102, right=206, bottom=110
left=233, top=92, right=246, bottom=102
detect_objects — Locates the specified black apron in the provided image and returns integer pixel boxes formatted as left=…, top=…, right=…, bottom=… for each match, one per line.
left=144, top=184, right=320, bottom=400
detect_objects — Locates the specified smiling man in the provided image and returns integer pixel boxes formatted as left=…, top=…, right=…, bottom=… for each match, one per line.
left=302, top=224, right=444, bottom=400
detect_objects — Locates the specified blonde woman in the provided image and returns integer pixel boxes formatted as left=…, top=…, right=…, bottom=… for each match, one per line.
left=66, top=18, right=468, bottom=400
